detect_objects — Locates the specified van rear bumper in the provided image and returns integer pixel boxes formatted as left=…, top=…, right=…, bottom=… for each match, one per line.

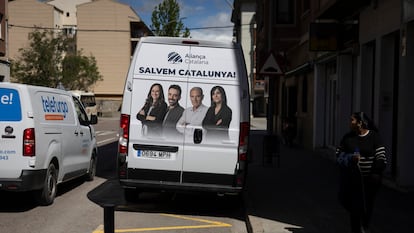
left=0, top=169, right=47, bottom=191
left=120, top=168, right=246, bottom=194
left=120, top=179, right=243, bottom=194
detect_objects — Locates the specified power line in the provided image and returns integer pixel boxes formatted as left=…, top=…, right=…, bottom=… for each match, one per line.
left=9, top=23, right=254, bottom=32
left=8, top=24, right=130, bottom=32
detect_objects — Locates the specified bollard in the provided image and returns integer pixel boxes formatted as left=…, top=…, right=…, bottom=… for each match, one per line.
left=103, top=205, right=115, bottom=233
left=87, top=180, right=125, bottom=233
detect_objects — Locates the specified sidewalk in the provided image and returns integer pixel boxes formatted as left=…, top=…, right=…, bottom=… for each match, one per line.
left=245, top=128, right=414, bottom=233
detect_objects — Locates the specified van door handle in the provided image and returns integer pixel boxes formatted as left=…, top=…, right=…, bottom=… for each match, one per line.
left=193, top=129, right=203, bottom=144
left=74, top=131, right=79, bottom=136
left=80, top=131, right=84, bottom=136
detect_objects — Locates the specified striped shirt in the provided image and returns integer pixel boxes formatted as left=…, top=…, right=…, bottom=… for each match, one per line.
left=336, top=130, right=387, bottom=176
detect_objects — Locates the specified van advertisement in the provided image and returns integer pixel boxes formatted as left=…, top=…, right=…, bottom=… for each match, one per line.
left=133, top=44, right=239, bottom=84
left=130, top=43, right=242, bottom=143
left=130, top=80, right=240, bottom=145
left=41, top=95, right=69, bottom=120
left=137, top=66, right=237, bottom=79
left=0, top=88, right=22, bottom=121
left=128, top=42, right=242, bottom=168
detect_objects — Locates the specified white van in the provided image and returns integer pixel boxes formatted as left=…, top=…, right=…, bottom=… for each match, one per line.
left=118, top=37, right=250, bottom=200
left=69, top=90, right=98, bottom=120
left=0, top=83, right=98, bottom=205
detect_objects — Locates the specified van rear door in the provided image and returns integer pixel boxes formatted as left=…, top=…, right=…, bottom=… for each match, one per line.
left=0, top=86, right=27, bottom=179
left=127, top=42, right=190, bottom=183
left=180, top=45, right=240, bottom=186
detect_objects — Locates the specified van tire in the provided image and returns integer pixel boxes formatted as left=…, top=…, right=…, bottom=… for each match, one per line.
left=85, top=152, right=97, bottom=181
left=124, top=188, right=140, bottom=203
left=36, top=163, right=58, bottom=206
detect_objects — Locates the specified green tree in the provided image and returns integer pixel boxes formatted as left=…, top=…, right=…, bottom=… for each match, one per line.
left=61, top=50, right=102, bottom=91
left=11, top=29, right=102, bottom=91
left=151, top=0, right=190, bottom=37
left=11, top=30, right=66, bottom=87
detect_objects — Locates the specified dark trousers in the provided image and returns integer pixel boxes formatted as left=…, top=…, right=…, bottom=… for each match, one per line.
left=349, top=175, right=381, bottom=233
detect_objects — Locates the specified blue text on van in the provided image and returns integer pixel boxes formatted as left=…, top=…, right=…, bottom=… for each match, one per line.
left=41, top=96, right=69, bottom=118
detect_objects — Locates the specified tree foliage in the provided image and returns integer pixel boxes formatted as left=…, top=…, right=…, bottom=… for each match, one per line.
left=61, top=50, right=101, bottom=91
left=11, top=29, right=102, bottom=91
left=151, top=0, right=190, bottom=37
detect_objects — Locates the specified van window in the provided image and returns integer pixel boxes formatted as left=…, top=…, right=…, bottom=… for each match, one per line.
left=80, top=95, right=96, bottom=107
left=70, top=90, right=98, bottom=118
left=73, top=97, right=89, bottom=125
left=0, top=88, right=22, bottom=121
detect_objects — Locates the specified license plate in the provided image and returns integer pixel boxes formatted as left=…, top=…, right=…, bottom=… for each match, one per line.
left=137, top=150, right=172, bottom=159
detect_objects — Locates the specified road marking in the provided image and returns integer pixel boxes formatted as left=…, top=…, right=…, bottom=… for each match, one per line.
left=96, top=130, right=117, bottom=136
left=97, top=137, right=118, bottom=146
left=92, top=213, right=231, bottom=233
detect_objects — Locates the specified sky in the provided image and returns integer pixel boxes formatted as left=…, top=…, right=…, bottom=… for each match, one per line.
left=118, top=0, right=235, bottom=42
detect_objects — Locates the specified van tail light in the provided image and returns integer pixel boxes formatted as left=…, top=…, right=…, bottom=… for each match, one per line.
left=118, top=114, right=130, bottom=155
left=118, top=114, right=130, bottom=178
left=23, top=128, right=35, bottom=157
left=238, top=122, right=250, bottom=161
left=235, top=122, right=250, bottom=187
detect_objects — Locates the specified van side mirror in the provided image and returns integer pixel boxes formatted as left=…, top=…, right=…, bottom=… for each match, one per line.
left=89, top=115, right=98, bottom=125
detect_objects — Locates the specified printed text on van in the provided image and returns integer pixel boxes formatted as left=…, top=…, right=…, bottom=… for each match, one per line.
left=138, top=67, right=236, bottom=79
left=41, top=96, right=69, bottom=118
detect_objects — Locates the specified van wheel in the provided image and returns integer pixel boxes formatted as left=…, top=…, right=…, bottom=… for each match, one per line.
left=124, top=188, right=140, bottom=203
left=85, top=152, right=97, bottom=181
left=36, top=163, right=58, bottom=206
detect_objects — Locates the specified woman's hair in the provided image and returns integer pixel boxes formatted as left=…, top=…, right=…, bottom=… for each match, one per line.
left=352, top=112, right=378, bottom=131
left=145, top=83, right=165, bottom=106
left=210, top=86, right=227, bottom=107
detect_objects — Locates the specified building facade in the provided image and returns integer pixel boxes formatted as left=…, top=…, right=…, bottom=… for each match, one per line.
left=232, top=0, right=259, bottom=117
left=8, top=0, right=152, bottom=114
left=248, top=0, right=414, bottom=187
left=0, top=0, right=9, bottom=82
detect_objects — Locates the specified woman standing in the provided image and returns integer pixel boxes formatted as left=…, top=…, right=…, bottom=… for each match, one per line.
left=336, top=112, right=387, bottom=233
left=137, top=83, right=167, bottom=137
left=202, top=86, right=232, bottom=140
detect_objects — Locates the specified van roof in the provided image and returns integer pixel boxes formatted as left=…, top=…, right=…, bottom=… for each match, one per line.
left=0, top=82, right=69, bottom=94
left=140, top=36, right=238, bottom=49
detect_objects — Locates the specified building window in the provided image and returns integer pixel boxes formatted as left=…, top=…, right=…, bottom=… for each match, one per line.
left=131, top=41, right=138, bottom=56
left=0, top=12, right=3, bottom=39
left=274, top=0, right=295, bottom=24
left=66, top=12, right=70, bottom=17
left=130, top=22, right=145, bottom=38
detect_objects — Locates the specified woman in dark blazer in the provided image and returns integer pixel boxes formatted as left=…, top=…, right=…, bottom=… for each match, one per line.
left=202, top=86, right=232, bottom=140
left=137, top=83, right=167, bottom=137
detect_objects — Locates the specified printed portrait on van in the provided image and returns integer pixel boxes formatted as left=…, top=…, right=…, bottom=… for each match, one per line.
left=136, top=83, right=167, bottom=137
left=162, top=84, right=184, bottom=137
left=202, top=86, right=232, bottom=140
left=176, top=87, right=208, bottom=140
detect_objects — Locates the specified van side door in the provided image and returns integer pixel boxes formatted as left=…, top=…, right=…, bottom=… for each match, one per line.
left=71, top=97, right=93, bottom=172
